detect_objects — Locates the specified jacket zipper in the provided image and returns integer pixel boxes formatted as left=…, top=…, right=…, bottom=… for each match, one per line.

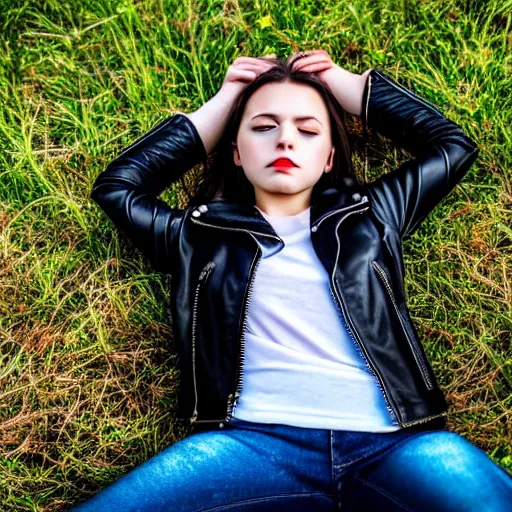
left=225, top=246, right=262, bottom=424
left=189, top=216, right=280, bottom=426
left=189, top=260, right=216, bottom=425
left=189, top=249, right=262, bottom=427
left=360, top=71, right=447, bottom=428
left=329, top=206, right=402, bottom=426
left=371, top=261, right=434, bottom=390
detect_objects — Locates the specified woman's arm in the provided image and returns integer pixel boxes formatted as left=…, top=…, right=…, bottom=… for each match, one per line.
left=91, top=56, right=276, bottom=273
left=361, top=68, right=479, bottom=240
left=318, top=67, right=372, bottom=116
left=320, top=66, right=373, bottom=116
left=181, top=90, right=238, bottom=155
left=289, top=50, right=372, bottom=116
left=183, top=56, right=278, bottom=153
left=292, top=52, right=479, bottom=240
left=91, top=113, right=207, bottom=274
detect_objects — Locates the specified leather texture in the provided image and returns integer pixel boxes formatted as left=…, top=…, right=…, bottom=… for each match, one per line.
left=91, top=68, right=479, bottom=432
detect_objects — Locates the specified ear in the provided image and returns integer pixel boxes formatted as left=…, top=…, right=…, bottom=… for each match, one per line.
left=325, top=147, right=335, bottom=173
left=232, top=142, right=241, bottom=166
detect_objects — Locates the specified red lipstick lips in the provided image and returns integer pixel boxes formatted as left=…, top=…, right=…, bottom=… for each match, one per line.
left=268, top=157, right=297, bottom=169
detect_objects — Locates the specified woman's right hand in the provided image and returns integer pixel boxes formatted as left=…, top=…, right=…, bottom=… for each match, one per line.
left=183, top=55, right=278, bottom=154
left=216, top=54, right=278, bottom=107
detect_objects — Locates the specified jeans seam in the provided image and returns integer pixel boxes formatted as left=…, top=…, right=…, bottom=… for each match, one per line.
left=196, top=492, right=334, bottom=512
left=353, top=431, right=435, bottom=476
left=334, top=450, right=375, bottom=470
left=333, top=436, right=404, bottom=471
left=335, top=431, right=432, bottom=473
left=352, top=476, right=414, bottom=512
left=330, top=430, right=336, bottom=485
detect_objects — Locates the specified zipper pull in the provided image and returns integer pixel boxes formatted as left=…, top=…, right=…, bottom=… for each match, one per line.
left=198, top=261, right=216, bottom=281
left=190, top=410, right=198, bottom=424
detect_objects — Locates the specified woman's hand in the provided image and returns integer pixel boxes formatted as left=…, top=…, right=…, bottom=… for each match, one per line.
left=288, top=49, right=339, bottom=79
left=216, top=54, right=278, bottom=107
left=289, top=50, right=372, bottom=116
left=184, top=54, right=277, bottom=155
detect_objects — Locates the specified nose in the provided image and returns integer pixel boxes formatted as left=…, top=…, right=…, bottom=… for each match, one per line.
left=276, top=123, right=296, bottom=149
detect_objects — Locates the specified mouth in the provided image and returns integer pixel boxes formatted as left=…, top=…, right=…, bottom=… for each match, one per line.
left=268, top=158, right=298, bottom=170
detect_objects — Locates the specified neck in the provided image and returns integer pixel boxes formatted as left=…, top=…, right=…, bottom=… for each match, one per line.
left=255, top=190, right=312, bottom=217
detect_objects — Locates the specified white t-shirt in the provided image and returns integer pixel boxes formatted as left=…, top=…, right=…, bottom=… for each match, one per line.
left=231, top=205, right=400, bottom=432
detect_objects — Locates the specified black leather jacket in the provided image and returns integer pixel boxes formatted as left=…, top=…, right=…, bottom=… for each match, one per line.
left=91, top=68, right=479, bottom=433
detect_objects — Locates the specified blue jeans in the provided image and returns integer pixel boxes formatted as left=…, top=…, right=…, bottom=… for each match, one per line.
left=71, top=417, right=512, bottom=511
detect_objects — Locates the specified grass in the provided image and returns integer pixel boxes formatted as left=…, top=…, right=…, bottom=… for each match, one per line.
left=0, top=0, right=511, bottom=509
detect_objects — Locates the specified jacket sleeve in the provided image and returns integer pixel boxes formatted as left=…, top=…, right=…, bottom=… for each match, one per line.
left=91, top=113, right=207, bottom=274
left=361, top=68, right=480, bottom=240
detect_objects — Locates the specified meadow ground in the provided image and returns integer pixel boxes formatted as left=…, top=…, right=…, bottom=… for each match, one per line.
left=0, top=0, right=511, bottom=510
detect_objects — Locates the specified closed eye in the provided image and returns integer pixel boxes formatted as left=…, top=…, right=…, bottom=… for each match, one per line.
left=253, top=125, right=317, bottom=135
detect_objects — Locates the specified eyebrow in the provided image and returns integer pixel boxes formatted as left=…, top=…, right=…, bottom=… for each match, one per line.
left=251, top=113, right=323, bottom=127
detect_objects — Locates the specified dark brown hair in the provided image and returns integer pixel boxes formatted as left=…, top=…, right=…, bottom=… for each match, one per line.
left=184, top=55, right=361, bottom=208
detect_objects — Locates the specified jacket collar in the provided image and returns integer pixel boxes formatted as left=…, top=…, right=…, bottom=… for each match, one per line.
left=189, top=186, right=370, bottom=243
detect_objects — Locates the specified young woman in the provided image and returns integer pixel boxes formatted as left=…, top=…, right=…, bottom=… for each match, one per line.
left=73, top=51, right=512, bottom=511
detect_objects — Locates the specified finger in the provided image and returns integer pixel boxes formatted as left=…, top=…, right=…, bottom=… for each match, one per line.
left=291, top=53, right=330, bottom=66
left=231, top=69, right=258, bottom=81
left=231, top=64, right=272, bottom=74
left=292, top=57, right=330, bottom=71
left=293, top=52, right=330, bottom=64
left=288, top=52, right=307, bottom=66
left=301, top=50, right=329, bottom=58
left=232, top=62, right=275, bottom=74
left=233, top=59, right=273, bottom=68
left=294, top=63, right=331, bottom=73
left=289, top=49, right=328, bottom=64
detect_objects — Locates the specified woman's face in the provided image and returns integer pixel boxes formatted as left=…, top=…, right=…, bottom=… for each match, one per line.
left=232, top=81, right=335, bottom=211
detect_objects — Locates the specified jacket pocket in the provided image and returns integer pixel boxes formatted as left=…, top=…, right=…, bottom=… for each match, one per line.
left=371, top=261, right=434, bottom=390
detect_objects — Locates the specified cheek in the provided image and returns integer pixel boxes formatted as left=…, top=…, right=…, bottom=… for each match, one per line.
left=246, top=138, right=266, bottom=157
left=239, top=141, right=268, bottom=169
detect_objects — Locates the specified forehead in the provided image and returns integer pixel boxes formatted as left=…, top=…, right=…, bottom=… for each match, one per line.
left=243, top=82, right=329, bottom=122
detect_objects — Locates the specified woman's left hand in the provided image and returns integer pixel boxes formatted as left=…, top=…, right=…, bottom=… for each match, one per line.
left=289, top=50, right=371, bottom=117
left=217, top=54, right=278, bottom=105
left=289, top=50, right=338, bottom=79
